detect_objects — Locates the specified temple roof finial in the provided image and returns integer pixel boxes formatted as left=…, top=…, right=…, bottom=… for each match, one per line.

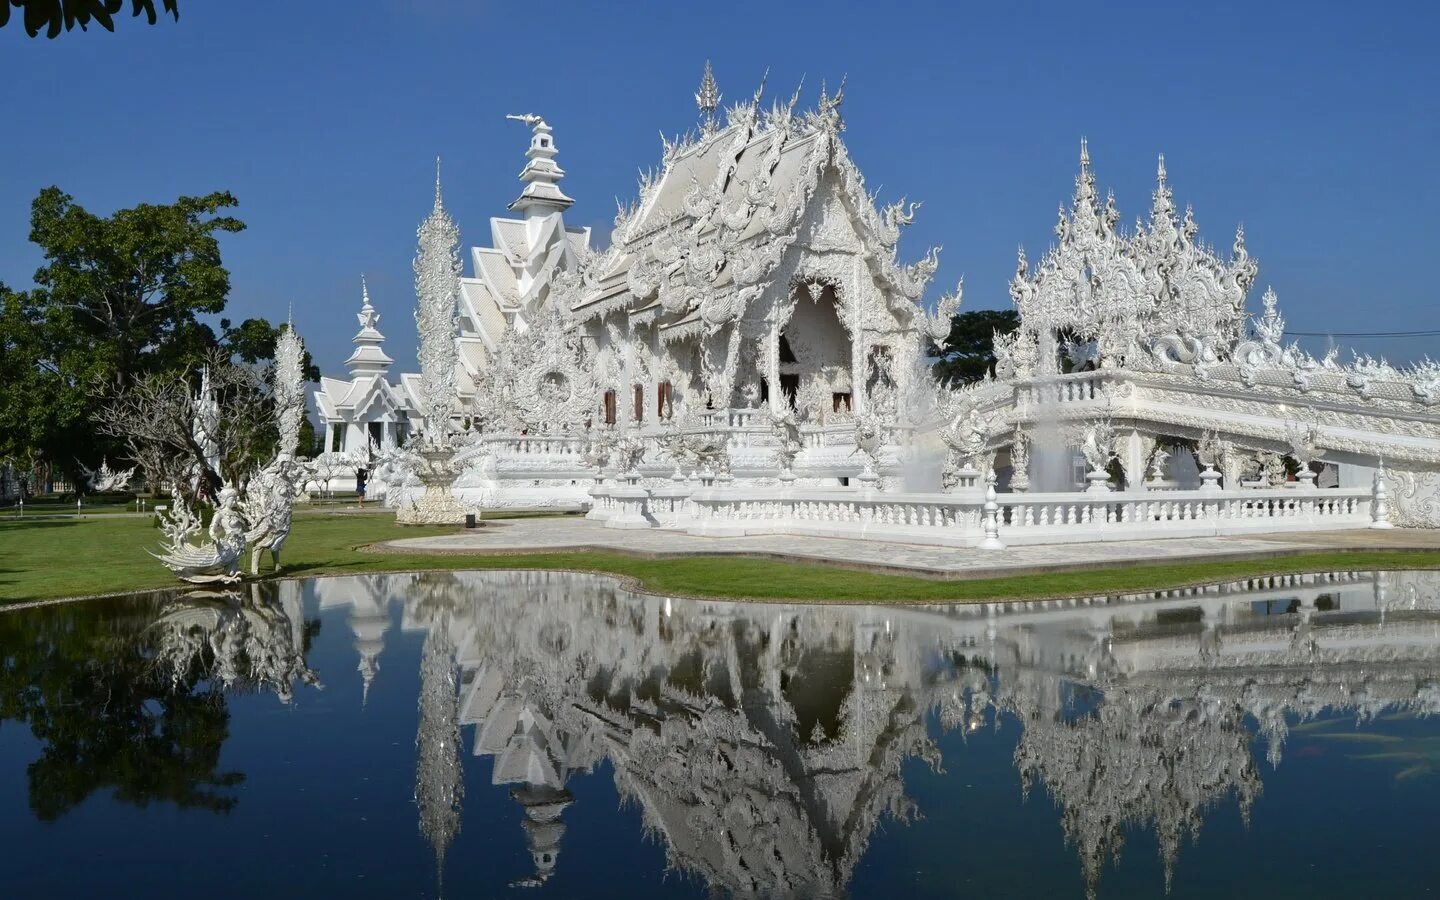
left=696, top=59, right=721, bottom=130
left=347, top=273, right=392, bottom=376
left=1080, top=137, right=1090, bottom=170
left=1157, top=152, right=1167, bottom=185
left=506, top=113, right=574, bottom=216
left=434, top=156, right=444, bottom=209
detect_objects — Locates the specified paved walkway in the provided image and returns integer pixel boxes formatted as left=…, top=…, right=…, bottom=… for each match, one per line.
left=377, top=519, right=1440, bottom=580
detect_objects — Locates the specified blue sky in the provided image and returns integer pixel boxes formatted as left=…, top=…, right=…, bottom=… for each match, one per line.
left=1, top=0, right=1436, bottom=374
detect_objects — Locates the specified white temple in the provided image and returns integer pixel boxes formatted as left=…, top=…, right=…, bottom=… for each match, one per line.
left=313, top=63, right=1440, bottom=534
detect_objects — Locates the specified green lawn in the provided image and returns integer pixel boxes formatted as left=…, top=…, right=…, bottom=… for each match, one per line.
left=3, top=511, right=1439, bottom=605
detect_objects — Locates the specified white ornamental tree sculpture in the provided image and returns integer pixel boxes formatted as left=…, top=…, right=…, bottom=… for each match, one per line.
left=399, top=162, right=472, bottom=525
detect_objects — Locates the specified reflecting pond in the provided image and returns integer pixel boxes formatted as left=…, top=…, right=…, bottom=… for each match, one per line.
left=3, top=570, right=1440, bottom=898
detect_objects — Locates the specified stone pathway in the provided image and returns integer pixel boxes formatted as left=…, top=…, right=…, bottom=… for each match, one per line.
left=377, top=519, right=1440, bottom=580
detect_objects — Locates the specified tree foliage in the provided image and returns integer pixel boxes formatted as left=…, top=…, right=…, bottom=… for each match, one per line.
left=1, top=0, right=177, bottom=38
left=928, top=308, right=1022, bottom=386
left=1, top=187, right=314, bottom=489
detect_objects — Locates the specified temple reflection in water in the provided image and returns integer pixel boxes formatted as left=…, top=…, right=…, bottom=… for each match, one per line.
left=147, top=569, right=1440, bottom=898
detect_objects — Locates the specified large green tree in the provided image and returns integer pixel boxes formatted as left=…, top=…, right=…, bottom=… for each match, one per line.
left=928, top=308, right=1022, bottom=386
left=1, top=0, right=177, bottom=38
left=1, top=187, right=313, bottom=489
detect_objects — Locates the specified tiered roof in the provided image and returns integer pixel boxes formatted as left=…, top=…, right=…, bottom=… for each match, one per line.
left=569, top=67, right=940, bottom=343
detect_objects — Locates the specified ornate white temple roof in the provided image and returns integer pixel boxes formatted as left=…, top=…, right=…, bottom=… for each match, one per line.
left=313, top=278, right=418, bottom=432
left=453, top=115, right=591, bottom=392
left=568, top=69, right=939, bottom=337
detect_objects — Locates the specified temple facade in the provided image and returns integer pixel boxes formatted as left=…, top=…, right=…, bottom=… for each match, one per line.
left=313, top=63, right=1440, bottom=530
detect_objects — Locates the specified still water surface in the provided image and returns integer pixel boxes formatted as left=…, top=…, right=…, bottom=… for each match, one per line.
left=3, top=570, right=1439, bottom=898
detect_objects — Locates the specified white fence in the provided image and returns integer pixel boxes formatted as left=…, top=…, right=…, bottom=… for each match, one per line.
left=677, top=484, right=1375, bottom=547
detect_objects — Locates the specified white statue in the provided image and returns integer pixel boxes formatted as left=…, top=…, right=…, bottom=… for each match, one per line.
left=769, top=407, right=803, bottom=476
left=78, top=457, right=136, bottom=493
left=242, top=321, right=307, bottom=574
left=1148, top=444, right=1171, bottom=482
left=152, top=486, right=247, bottom=583
left=851, top=413, right=885, bottom=482
left=243, top=455, right=298, bottom=575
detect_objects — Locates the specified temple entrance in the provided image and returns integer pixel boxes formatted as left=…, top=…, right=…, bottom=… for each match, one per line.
left=779, top=374, right=800, bottom=409
left=781, top=280, right=852, bottom=420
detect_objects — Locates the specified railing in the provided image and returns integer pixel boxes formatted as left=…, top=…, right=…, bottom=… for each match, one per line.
left=481, top=434, right=590, bottom=456
left=681, top=484, right=1375, bottom=547
left=1015, top=371, right=1112, bottom=407
left=997, top=487, right=1371, bottom=543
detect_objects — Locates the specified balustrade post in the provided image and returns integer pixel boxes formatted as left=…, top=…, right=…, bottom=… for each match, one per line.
left=978, top=470, right=1005, bottom=550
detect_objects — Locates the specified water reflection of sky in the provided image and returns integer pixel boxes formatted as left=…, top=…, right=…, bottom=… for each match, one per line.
left=2, top=570, right=1439, bottom=898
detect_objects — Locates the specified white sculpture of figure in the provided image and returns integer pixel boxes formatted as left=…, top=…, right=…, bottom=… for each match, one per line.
left=243, top=321, right=307, bottom=573
left=1009, top=427, right=1031, bottom=493
left=1194, top=431, right=1224, bottom=491
left=1068, top=418, right=1117, bottom=493
left=851, top=413, right=885, bottom=488
left=244, top=455, right=298, bottom=575
left=769, top=407, right=803, bottom=480
left=399, top=161, right=473, bottom=525
left=612, top=435, right=647, bottom=475
left=940, top=406, right=992, bottom=492
left=191, top=365, right=222, bottom=496
left=794, top=375, right=832, bottom=425
left=1148, top=444, right=1171, bottom=484
left=1283, top=421, right=1325, bottom=489
left=1255, top=449, right=1287, bottom=487
left=152, top=486, right=247, bottom=583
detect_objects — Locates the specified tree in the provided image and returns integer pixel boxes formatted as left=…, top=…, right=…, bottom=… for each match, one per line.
left=1, top=186, right=316, bottom=489
left=96, top=349, right=279, bottom=502
left=28, top=186, right=245, bottom=383
left=1, top=0, right=177, bottom=38
left=928, top=308, right=1022, bottom=386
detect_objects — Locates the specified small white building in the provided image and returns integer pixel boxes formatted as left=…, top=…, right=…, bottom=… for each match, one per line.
left=313, top=277, right=421, bottom=457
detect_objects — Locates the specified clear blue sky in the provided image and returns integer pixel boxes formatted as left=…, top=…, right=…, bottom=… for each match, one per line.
left=1, top=0, right=1436, bottom=374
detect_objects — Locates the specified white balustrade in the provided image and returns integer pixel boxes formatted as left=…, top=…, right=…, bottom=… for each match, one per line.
left=680, top=484, right=1373, bottom=547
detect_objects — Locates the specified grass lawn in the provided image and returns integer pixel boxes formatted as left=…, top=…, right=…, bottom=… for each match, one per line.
left=3, top=511, right=1440, bottom=605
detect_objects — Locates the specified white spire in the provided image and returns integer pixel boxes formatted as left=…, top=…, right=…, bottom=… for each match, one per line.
left=346, top=274, right=394, bottom=375
left=505, top=114, right=575, bottom=216
left=696, top=60, right=721, bottom=133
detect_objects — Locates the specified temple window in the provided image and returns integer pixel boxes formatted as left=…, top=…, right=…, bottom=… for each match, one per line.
left=833, top=392, right=853, bottom=412
left=633, top=384, right=644, bottom=422
left=657, top=382, right=673, bottom=419
left=603, top=390, right=617, bottom=425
